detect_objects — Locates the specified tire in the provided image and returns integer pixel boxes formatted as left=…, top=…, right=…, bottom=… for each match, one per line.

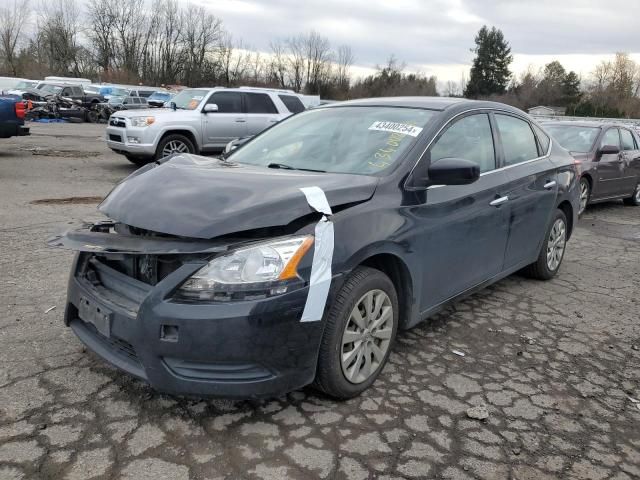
left=522, top=209, right=568, bottom=280
left=623, top=183, right=640, bottom=206
left=578, top=177, right=590, bottom=215
left=87, top=110, right=99, bottom=123
left=155, top=134, right=195, bottom=161
left=313, top=266, right=399, bottom=399
left=125, top=155, right=150, bottom=167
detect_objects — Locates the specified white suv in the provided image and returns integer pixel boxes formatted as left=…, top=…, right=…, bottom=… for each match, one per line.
left=105, top=87, right=306, bottom=165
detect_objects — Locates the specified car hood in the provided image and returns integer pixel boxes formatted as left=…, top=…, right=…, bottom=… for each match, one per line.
left=99, top=154, right=379, bottom=239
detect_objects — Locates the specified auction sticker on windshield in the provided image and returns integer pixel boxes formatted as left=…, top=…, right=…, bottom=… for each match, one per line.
left=369, top=121, right=423, bottom=137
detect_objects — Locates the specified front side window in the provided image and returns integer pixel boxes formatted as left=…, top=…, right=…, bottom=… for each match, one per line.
left=429, top=113, right=495, bottom=173
left=620, top=129, right=635, bottom=150
left=209, top=92, right=243, bottom=113
left=601, top=128, right=620, bottom=148
left=495, top=114, right=539, bottom=166
left=245, top=93, right=277, bottom=114
left=229, top=106, right=436, bottom=175
left=545, top=125, right=600, bottom=153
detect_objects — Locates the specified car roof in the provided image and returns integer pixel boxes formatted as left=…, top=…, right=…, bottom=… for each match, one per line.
left=542, top=120, right=635, bottom=129
left=320, top=96, right=526, bottom=114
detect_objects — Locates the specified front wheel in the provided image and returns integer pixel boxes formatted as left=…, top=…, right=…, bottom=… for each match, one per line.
left=313, top=266, right=398, bottom=399
left=522, top=209, right=568, bottom=280
left=155, top=134, right=195, bottom=161
left=623, top=183, right=640, bottom=206
left=579, top=177, right=590, bottom=215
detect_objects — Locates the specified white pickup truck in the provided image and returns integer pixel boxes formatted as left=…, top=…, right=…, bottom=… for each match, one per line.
left=105, top=86, right=306, bottom=165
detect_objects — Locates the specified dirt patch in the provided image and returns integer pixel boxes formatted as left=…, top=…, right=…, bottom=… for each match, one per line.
left=20, top=147, right=101, bottom=158
left=30, top=196, right=103, bottom=205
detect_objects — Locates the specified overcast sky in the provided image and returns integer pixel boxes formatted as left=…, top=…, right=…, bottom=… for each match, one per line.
left=191, top=0, right=640, bottom=85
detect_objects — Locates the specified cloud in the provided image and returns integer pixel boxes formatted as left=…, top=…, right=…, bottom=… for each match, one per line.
left=195, top=0, right=640, bottom=82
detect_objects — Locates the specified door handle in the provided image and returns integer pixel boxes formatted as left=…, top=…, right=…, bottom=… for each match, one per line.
left=490, top=196, right=509, bottom=207
left=543, top=180, right=557, bottom=189
left=235, top=118, right=246, bottom=123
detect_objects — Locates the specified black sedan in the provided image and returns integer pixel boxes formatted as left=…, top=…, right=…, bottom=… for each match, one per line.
left=544, top=121, right=640, bottom=214
left=50, top=97, right=580, bottom=399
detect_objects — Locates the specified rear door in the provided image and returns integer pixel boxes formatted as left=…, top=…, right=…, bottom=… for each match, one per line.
left=418, top=112, right=511, bottom=309
left=595, top=128, right=624, bottom=198
left=618, top=128, right=640, bottom=195
left=244, top=92, right=280, bottom=135
left=496, top=114, right=559, bottom=269
left=202, top=91, right=247, bottom=147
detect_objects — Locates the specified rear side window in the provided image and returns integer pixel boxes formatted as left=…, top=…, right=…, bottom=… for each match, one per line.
left=429, top=113, right=496, bottom=173
left=532, top=124, right=550, bottom=154
left=209, top=92, right=243, bottom=113
left=245, top=93, right=278, bottom=114
left=601, top=128, right=620, bottom=148
left=620, top=129, right=635, bottom=150
left=495, top=114, right=539, bottom=166
left=279, top=94, right=305, bottom=113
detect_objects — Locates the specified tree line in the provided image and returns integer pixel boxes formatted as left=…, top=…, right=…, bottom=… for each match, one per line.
left=1, top=0, right=638, bottom=117
left=463, top=25, right=640, bottom=118
left=0, top=0, right=436, bottom=100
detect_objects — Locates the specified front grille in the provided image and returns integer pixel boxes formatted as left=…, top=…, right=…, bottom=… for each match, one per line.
left=108, top=134, right=122, bottom=142
left=109, top=117, right=126, bottom=128
left=86, top=321, right=139, bottom=364
left=90, top=254, right=183, bottom=286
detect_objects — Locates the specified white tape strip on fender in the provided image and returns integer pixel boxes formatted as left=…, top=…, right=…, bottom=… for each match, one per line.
left=299, top=187, right=334, bottom=322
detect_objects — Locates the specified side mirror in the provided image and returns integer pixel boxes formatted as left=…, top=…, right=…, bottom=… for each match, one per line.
left=598, top=144, right=619, bottom=156
left=426, top=158, right=480, bottom=186
left=203, top=103, right=218, bottom=113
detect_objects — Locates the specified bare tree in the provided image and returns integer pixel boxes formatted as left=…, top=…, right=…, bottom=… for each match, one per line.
left=86, top=0, right=117, bottom=76
left=269, top=40, right=288, bottom=88
left=303, top=30, right=332, bottom=93
left=182, top=4, right=222, bottom=87
left=37, top=0, right=83, bottom=75
left=335, top=44, right=353, bottom=89
left=0, top=0, right=31, bottom=76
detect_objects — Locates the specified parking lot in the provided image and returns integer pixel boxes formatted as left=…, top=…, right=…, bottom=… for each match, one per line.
left=0, top=123, right=639, bottom=480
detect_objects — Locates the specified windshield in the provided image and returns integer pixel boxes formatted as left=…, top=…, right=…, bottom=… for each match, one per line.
left=170, top=89, right=208, bottom=110
left=14, top=80, right=35, bottom=89
left=228, top=106, right=436, bottom=175
left=546, top=125, right=600, bottom=153
left=39, top=84, right=63, bottom=94
left=150, top=92, right=170, bottom=100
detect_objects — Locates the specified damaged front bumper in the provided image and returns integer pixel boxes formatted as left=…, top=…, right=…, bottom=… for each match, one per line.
left=52, top=223, right=325, bottom=398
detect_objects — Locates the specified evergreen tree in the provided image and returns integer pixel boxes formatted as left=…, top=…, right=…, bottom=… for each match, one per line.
left=562, top=71, right=581, bottom=105
left=464, top=26, right=513, bottom=98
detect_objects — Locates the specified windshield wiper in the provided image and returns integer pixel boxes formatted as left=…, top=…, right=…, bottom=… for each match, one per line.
left=267, top=163, right=326, bottom=173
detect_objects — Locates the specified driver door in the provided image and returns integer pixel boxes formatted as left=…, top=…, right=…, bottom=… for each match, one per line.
left=416, top=112, right=511, bottom=310
left=202, top=92, right=248, bottom=149
left=594, top=128, right=624, bottom=199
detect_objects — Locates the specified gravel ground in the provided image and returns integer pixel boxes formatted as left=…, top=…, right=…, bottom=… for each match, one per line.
left=1, top=123, right=639, bottom=480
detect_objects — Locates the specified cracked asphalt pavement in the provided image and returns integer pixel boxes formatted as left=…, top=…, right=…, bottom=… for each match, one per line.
left=1, top=123, right=639, bottom=480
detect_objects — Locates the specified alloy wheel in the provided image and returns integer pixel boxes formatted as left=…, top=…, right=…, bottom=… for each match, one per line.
left=162, top=140, right=189, bottom=157
left=341, top=289, right=393, bottom=384
left=579, top=179, right=589, bottom=215
left=546, top=218, right=566, bottom=271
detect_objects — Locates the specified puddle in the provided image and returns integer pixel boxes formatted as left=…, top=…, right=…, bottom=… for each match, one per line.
left=31, top=196, right=103, bottom=205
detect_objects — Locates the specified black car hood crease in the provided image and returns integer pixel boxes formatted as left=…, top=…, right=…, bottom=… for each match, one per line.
left=98, top=154, right=379, bottom=239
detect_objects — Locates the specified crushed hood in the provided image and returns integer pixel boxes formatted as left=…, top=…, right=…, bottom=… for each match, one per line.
left=99, top=154, right=379, bottom=239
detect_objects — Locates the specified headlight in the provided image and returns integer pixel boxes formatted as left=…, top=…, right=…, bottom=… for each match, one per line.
left=175, top=236, right=314, bottom=302
left=130, top=116, right=155, bottom=127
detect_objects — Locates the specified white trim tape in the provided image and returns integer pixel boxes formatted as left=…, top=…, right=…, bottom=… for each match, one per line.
left=299, top=187, right=334, bottom=322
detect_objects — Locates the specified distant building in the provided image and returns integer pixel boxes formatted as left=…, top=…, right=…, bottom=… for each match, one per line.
left=528, top=106, right=566, bottom=116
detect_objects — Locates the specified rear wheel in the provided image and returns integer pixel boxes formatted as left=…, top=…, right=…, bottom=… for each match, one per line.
left=155, top=134, right=195, bottom=161
left=522, top=209, right=568, bottom=280
left=579, top=177, right=590, bottom=215
left=314, top=266, right=398, bottom=399
left=623, top=183, right=640, bottom=206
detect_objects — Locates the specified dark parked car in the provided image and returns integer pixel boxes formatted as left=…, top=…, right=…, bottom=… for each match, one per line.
left=0, top=95, right=29, bottom=138
left=49, top=98, right=579, bottom=399
left=36, top=83, right=104, bottom=107
left=544, top=121, right=640, bottom=214
left=108, top=96, right=149, bottom=110
left=147, top=91, right=175, bottom=107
